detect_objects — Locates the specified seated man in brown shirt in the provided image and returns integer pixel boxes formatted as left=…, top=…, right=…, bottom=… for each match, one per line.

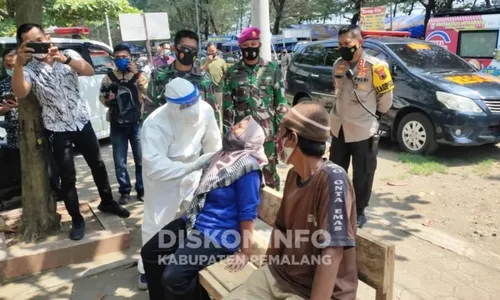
left=224, top=101, right=358, bottom=300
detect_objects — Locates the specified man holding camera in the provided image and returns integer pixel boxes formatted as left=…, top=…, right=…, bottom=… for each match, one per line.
left=12, top=23, right=130, bottom=241
left=100, top=44, right=148, bottom=204
left=0, top=49, right=22, bottom=204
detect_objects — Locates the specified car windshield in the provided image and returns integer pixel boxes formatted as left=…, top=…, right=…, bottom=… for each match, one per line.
left=386, top=42, right=475, bottom=73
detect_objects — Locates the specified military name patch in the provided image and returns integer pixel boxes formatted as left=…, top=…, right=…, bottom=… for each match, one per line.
left=354, top=76, right=368, bottom=82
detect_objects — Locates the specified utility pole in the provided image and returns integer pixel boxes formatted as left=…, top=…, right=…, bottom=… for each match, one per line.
left=105, top=13, right=113, bottom=48
left=195, top=0, right=202, bottom=49
left=142, top=13, right=153, bottom=63
left=251, top=0, right=271, bottom=61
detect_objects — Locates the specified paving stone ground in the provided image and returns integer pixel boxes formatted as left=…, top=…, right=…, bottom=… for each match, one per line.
left=363, top=219, right=500, bottom=300
left=1, top=142, right=499, bottom=300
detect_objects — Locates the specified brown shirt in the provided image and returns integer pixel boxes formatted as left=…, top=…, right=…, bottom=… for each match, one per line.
left=267, top=161, right=358, bottom=299
left=330, top=52, right=393, bottom=143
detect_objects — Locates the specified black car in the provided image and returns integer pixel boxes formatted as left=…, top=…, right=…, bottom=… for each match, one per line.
left=286, top=37, right=500, bottom=154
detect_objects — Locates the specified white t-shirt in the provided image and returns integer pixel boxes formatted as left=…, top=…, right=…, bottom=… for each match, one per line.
left=24, top=49, right=90, bottom=132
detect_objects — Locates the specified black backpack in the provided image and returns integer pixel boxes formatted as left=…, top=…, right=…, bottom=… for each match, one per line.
left=107, top=70, right=141, bottom=126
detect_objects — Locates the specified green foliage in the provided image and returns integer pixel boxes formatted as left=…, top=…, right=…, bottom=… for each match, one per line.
left=0, top=17, right=15, bottom=37
left=44, top=0, right=140, bottom=26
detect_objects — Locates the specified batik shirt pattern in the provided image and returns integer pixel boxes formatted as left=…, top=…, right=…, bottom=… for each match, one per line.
left=23, top=49, right=89, bottom=132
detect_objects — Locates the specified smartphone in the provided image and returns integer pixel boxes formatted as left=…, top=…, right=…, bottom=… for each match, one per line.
left=26, top=42, right=51, bottom=54
left=4, top=94, right=17, bottom=102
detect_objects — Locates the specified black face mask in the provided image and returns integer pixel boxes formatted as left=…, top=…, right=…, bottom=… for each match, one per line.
left=339, top=45, right=358, bottom=62
left=222, top=131, right=246, bottom=152
left=242, top=47, right=260, bottom=60
left=177, top=51, right=195, bottom=66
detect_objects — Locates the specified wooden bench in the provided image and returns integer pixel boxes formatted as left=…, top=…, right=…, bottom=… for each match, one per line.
left=199, top=187, right=395, bottom=300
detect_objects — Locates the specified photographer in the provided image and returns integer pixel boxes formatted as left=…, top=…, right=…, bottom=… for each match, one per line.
left=1, top=49, right=61, bottom=206
left=1, top=49, right=19, bottom=149
left=100, top=44, right=148, bottom=204
left=12, top=23, right=130, bottom=241
left=0, top=49, right=21, bottom=204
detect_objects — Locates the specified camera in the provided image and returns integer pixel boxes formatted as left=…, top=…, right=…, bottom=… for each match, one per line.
left=100, top=83, right=119, bottom=101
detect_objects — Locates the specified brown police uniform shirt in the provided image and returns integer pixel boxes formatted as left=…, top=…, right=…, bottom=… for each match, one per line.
left=267, top=161, right=358, bottom=299
left=330, top=52, right=393, bottom=143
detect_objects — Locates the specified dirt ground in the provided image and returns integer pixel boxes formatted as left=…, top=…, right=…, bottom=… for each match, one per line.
left=276, top=140, right=500, bottom=254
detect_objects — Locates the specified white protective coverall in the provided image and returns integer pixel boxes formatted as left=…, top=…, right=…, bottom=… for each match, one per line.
left=137, top=79, right=222, bottom=274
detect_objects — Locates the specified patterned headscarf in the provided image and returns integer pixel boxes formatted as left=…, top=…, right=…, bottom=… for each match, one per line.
left=185, top=116, right=267, bottom=231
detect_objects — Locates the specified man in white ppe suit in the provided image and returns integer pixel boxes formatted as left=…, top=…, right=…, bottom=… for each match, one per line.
left=138, top=77, right=222, bottom=289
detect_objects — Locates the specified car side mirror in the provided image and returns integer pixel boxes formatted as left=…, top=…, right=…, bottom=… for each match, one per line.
left=390, top=64, right=398, bottom=77
left=468, top=62, right=480, bottom=71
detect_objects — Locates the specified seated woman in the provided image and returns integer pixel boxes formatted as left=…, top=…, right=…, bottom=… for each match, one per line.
left=141, top=115, right=268, bottom=300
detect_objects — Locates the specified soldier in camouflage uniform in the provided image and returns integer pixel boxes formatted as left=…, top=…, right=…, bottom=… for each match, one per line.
left=223, top=27, right=289, bottom=190
left=144, top=30, right=219, bottom=125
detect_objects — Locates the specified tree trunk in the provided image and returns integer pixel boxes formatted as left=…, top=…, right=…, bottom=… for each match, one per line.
left=351, top=0, right=362, bottom=25
left=209, top=15, right=219, bottom=35
left=423, top=0, right=434, bottom=36
left=272, top=0, right=286, bottom=35
left=408, top=2, right=415, bottom=15
left=204, top=13, right=209, bottom=39
left=16, top=0, right=61, bottom=242
left=485, top=0, right=491, bottom=8
left=6, top=0, right=15, bottom=18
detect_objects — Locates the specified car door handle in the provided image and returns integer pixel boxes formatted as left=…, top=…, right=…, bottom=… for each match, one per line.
left=311, top=74, right=319, bottom=78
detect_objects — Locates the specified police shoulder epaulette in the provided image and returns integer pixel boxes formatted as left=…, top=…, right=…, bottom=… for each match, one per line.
left=333, top=57, right=343, bottom=66
left=364, top=54, right=383, bottom=66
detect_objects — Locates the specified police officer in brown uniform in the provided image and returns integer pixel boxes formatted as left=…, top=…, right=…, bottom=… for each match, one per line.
left=330, top=25, right=393, bottom=228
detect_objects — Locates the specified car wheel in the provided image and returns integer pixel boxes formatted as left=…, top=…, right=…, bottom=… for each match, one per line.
left=397, top=112, right=438, bottom=154
left=293, top=96, right=311, bottom=106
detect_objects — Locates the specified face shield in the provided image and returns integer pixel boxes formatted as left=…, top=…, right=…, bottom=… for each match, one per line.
left=164, top=80, right=201, bottom=124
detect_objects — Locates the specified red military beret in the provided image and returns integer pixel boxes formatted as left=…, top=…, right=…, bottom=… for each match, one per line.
left=238, top=27, right=261, bottom=44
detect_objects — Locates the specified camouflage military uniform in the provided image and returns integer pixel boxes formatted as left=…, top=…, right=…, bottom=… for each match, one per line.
left=145, top=63, right=220, bottom=124
left=223, top=59, right=289, bottom=190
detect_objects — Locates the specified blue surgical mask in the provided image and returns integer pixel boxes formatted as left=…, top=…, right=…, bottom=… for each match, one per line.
left=114, top=58, right=130, bottom=72
left=6, top=69, right=14, bottom=77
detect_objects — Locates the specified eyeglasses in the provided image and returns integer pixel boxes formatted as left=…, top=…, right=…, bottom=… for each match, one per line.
left=176, top=45, right=198, bottom=54
left=240, top=40, right=260, bottom=49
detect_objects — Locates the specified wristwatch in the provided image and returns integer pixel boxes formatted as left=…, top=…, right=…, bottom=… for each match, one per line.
left=63, top=54, right=72, bottom=65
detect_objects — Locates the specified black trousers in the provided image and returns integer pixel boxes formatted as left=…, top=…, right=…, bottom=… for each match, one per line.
left=0, top=147, right=59, bottom=203
left=47, top=122, right=114, bottom=223
left=329, top=127, right=378, bottom=215
left=0, top=148, right=21, bottom=202
left=141, top=218, right=233, bottom=300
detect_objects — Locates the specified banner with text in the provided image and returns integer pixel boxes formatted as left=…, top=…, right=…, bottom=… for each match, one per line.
left=360, top=6, right=387, bottom=31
